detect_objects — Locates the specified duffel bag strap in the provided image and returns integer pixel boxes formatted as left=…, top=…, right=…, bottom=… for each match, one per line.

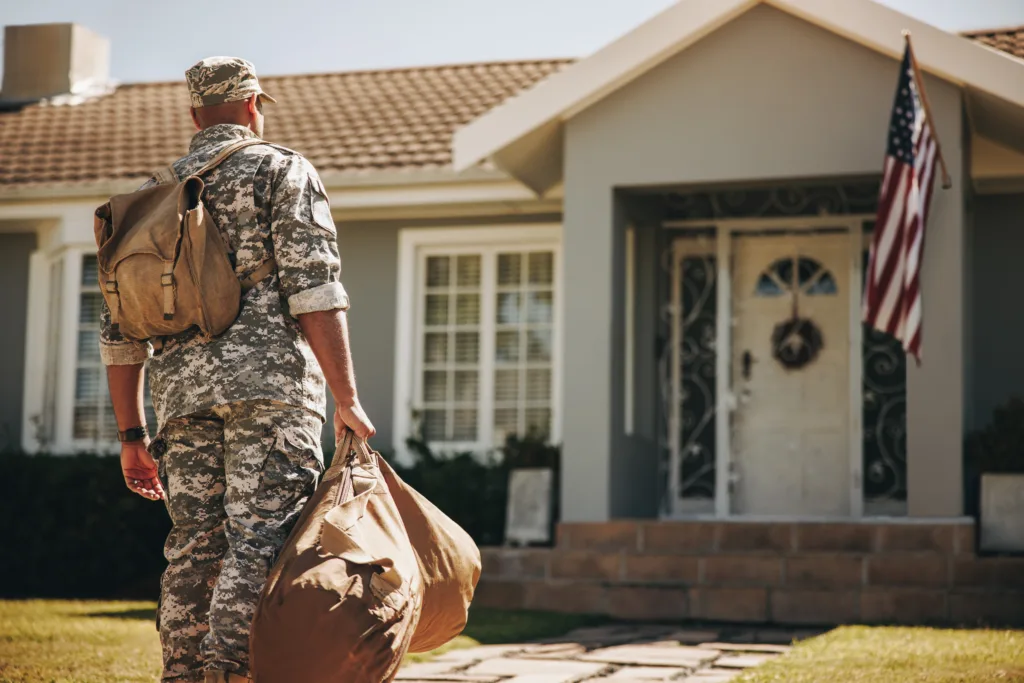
left=324, top=428, right=374, bottom=483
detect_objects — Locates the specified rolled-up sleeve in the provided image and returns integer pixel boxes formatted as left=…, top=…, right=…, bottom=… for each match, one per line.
left=269, top=155, right=348, bottom=317
left=100, top=299, right=152, bottom=365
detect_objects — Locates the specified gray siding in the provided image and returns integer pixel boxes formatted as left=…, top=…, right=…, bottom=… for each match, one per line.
left=333, top=213, right=560, bottom=455
left=971, top=192, right=1024, bottom=430
left=560, top=4, right=966, bottom=520
left=0, top=233, right=37, bottom=451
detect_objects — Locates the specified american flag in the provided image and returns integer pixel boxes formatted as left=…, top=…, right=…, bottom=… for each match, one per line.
left=862, top=42, right=942, bottom=362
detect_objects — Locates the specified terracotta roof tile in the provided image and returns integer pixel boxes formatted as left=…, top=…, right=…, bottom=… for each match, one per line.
left=0, top=59, right=570, bottom=188
left=962, top=24, right=1024, bottom=61
left=1, top=27, right=1022, bottom=190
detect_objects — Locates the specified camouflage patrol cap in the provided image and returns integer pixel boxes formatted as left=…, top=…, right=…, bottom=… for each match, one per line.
left=185, top=56, right=277, bottom=108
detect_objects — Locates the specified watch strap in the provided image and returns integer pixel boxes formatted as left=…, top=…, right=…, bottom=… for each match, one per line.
left=118, top=426, right=148, bottom=443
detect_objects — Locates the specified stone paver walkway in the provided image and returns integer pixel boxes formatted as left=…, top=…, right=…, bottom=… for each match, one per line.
left=397, top=625, right=823, bottom=682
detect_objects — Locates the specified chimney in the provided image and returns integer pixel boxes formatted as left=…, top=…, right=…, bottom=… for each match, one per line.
left=1, top=23, right=111, bottom=103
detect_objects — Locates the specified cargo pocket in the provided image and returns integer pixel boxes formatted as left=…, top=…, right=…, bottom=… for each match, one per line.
left=254, top=423, right=323, bottom=514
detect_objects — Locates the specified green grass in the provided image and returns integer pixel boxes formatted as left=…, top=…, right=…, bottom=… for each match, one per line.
left=0, top=601, right=162, bottom=683
left=737, top=625, right=1024, bottom=683
left=6, top=602, right=1022, bottom=683
left=0, top=600, right=605, bottom=682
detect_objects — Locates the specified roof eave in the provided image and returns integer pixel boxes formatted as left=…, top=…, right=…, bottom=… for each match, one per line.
left=452, top=0, right=756, bottom=177
left=453, top=0, right=1024, bottom=190
left=0, top=165, right=516, bottom=202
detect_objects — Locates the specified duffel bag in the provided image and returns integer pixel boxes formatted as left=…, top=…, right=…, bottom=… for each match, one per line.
left=250, top=430, right=422, bottom=683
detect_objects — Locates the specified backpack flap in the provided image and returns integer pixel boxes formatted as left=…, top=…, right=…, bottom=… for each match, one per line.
left=97, top=177, right=204, bottom=270
left=94, top=177, right=205, bottom=339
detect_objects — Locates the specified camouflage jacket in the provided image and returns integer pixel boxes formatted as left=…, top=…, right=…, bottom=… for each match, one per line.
left=99, top=124, right=347, bottom=426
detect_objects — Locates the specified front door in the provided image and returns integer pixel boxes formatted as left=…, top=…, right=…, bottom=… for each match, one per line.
left=731, top=231, right=850, bottom=516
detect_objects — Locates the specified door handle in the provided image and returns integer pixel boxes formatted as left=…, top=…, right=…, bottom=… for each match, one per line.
left=742, top=350, right=754, bottom=380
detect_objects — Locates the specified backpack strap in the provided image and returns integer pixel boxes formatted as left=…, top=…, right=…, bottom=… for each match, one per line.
left=194, top=138, right=273, bottom=177
left=240, top=257, right=277, bottom=293
left=104, top=278, right=121, bottom=330
left=152, top=165, right=178, bottom=185
left=161, top=262, right=176, bottom=320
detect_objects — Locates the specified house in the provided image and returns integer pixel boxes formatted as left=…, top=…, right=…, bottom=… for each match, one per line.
left=3, top=0, right=1024, bottom=623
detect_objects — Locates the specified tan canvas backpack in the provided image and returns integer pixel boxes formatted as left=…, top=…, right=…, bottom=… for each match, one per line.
left=93, top=138, right=276, bottom=342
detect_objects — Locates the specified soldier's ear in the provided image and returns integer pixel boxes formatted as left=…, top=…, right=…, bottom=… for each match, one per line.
left=190, top=107, right=201, bottom=131
left=248, top=94, right=259, bottom=119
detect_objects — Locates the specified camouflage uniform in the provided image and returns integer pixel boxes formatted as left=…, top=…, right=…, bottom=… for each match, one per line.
left=100, top=57, right=346, bottom=682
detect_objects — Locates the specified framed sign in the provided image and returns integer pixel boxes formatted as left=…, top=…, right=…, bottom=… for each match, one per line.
left=505, top=468, right=554, bottom=546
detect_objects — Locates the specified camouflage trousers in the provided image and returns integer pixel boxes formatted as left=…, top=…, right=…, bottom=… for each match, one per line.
left=153, top=400, right=324, bottom=682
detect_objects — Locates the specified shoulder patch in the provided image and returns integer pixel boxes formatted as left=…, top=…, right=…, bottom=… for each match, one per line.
left=309, top=173, right=335, bottom=233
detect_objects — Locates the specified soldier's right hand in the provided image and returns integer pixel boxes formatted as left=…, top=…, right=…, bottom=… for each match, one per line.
left=335, top=399, right=376, bottom=442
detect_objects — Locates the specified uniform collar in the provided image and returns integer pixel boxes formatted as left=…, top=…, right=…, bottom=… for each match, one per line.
left=188, top=123, right=260, bottom=154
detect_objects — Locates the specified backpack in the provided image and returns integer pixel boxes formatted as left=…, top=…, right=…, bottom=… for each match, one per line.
left=93, top=138, right=276, bottom=342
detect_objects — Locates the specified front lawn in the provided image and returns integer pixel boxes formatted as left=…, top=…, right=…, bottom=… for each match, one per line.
left=738, top=625, right=1024, bottom=683
left=0, top=600, right=605, bottom=682
left=3, top=601, right=1023, bottom=683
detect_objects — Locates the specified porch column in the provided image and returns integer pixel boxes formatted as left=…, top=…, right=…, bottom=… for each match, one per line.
left=560, top=180, right=628, bottom=522
left=905, top=82, right=965, bottom=517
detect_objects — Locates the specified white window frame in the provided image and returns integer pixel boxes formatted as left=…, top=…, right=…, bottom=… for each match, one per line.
left=393, top=224, right=563, bottom=460
left=59, top=246, right=118, bottom=453
left=27, top=244, right=153, bottom=455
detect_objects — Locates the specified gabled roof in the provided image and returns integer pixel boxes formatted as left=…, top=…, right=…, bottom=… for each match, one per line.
left=965, top=24, right=1024, bottom=61
left=452, top=0, right=1024, bottom=193
left=0, top=60, right=569, bottom=190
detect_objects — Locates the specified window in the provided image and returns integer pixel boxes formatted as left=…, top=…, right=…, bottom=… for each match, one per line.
left=755, top=256, right=837, bottom=297
left=74, top=255, right=156, bottom=444
left=400, top=226, right=561, bottom=451
left=493, top=251, right=555, bottom=443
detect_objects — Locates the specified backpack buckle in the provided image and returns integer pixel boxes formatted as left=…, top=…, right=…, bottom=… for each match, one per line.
left=160, top=273, right=174, bottom=287
left=104, top=280, right=118, bottom=293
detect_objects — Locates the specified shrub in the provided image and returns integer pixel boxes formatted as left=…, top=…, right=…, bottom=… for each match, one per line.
left=965, top=397, right=1024, bottom=474
left=0, top=452, right=170, bottom=599
left=384, top=434, right=560, bottom=547
left=0, top=436, right=560, bottom=599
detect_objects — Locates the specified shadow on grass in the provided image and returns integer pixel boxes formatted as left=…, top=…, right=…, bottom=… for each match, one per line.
left=85, top=608, right=157, bottom=621
left=461, top=608, right=608, bottom=645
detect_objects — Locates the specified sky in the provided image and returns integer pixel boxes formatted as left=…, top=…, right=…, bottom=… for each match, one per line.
left=1, top=0, right=1022, bottom=84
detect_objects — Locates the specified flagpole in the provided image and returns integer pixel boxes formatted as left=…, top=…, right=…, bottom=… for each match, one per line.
left=902, top=30, right=953, bottom=189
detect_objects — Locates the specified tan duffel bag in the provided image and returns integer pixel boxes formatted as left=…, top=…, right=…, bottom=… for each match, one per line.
left=378, top=457, right=481, bottom=653
left=250, top=431, right=422, bottom=683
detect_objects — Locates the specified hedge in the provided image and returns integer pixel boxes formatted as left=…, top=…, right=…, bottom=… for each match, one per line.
left=0, top=436, right=558, bottom=599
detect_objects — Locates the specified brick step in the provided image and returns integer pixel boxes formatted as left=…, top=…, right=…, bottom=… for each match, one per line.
left=474, top=578, right=1024, bottom=626
left=556, top=521, right=976, bottom=555
left=482, top=547, right=1024, bottom=591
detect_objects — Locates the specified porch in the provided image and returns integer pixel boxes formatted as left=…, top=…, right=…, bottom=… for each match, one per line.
left=476, top=519, right=1024, bottom=625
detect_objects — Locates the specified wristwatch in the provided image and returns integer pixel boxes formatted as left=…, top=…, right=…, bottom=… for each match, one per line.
left=117, top=426, right=148, bottom=443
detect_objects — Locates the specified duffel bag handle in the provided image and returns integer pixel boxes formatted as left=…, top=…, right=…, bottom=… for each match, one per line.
left=325, top=428, right=375, bottom=483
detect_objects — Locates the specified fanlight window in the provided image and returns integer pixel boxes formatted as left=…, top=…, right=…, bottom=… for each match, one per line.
left=756, top=256, right=837, bottom=297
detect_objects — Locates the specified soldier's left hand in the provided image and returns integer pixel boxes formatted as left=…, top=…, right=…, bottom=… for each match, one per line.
left=121, top=441, right=166, bottom=501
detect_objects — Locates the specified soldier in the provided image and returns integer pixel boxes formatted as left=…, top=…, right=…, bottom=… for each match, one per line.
left=101, top=57, right=374, bottom=683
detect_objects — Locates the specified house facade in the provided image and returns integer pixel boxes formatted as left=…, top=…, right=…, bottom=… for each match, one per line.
left=2, top=1, right=1024, bottom=543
